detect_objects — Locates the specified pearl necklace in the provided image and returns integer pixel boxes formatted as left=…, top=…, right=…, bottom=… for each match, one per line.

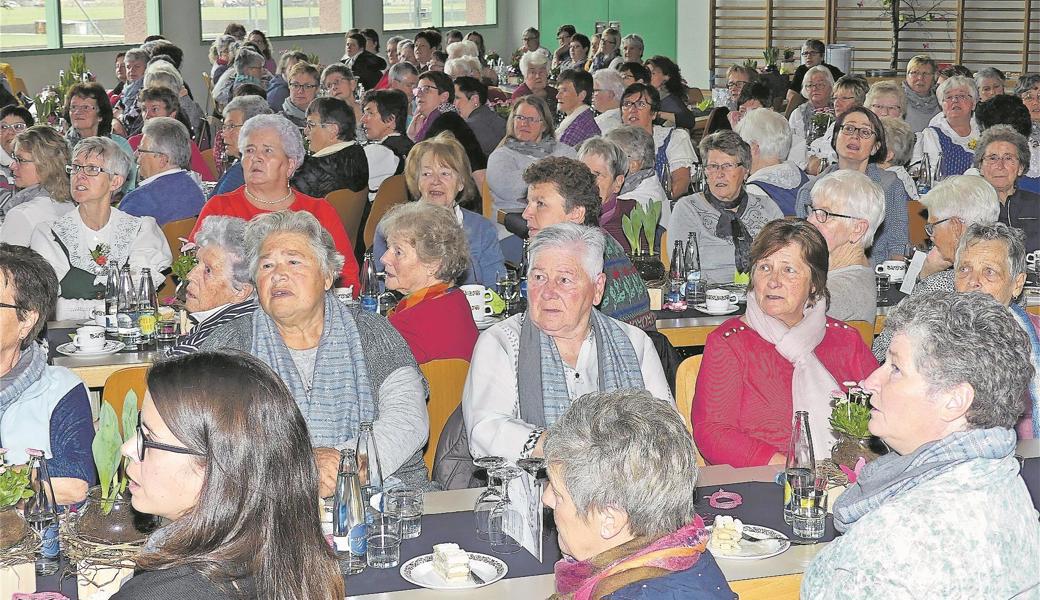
left=245, top=186, right=294, bottom=205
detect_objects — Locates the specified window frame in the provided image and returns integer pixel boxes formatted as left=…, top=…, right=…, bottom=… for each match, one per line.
left=0, top=0, right=161, bottom=54
left=382, top=0, right=497, bottom=32
left=197, top=0, right=355, bottom=43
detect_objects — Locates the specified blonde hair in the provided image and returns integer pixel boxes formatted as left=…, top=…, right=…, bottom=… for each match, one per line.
left=404, top=131, right=479, bottom=209
left=14, top=126, right=71, bottom=202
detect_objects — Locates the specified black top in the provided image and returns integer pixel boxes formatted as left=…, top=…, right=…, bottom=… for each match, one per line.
left=376, top=133, right=414, bottom=175
left=1002, top=187, right=1040, bottom=253
left=660, top=93, right=696, bottom=130
left=111, top=565, right=255, bottom=600
left=291, top=142, right=370, bottom=198
left=424, top=111, right=488, bottom=171
left=789, top=62, right=846, bottom=94
left=345, top=50, right=388, bottom=91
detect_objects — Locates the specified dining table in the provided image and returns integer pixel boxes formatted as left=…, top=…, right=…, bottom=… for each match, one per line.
left=45, top=320, right=163, bottom=388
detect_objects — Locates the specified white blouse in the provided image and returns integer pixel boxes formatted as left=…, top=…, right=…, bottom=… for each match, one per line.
left=1, top=195, right=75, bottom=247
left=653, top=124, right=698, bottom=172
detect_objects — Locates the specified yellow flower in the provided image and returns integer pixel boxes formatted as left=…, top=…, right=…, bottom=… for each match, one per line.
left=968, top=138, right=978, bottom=150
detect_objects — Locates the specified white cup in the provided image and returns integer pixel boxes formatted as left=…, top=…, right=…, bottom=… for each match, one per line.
left=1027, top=251, right=1038, bottom=271
left=875, top=260, right=907, bottom=282
left=704, top=288, right=738, bottom=312
left=461, top=284, right=495, bottom=317
left=73, top=325, right=106, bottom=350
left=334, top=286, right=355, bottom=305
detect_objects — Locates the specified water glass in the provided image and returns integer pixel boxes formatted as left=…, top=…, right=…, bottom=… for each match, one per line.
left=366, top=513, right=402, bottom=568
left=385, top=487, right=423, bottom=539
left=473, top=456, right=506, bottom=540
left=792, top=477, right=828, bottom=540
left=488, top=466, right=524, bottom=555
left=876, top=273, right=890, bottom=303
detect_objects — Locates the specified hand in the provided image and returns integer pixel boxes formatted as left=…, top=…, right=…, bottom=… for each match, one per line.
left=767, top=452, right=787, bottom=466
left=805, top=156, right=823, bottom=176
left=919, top=247, right=952, bottom=279
left=314, top=447, right=342, bottom=498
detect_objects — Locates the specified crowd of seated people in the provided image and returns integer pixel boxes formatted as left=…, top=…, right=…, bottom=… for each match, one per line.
left=1, top=20, right=1039, bottom=600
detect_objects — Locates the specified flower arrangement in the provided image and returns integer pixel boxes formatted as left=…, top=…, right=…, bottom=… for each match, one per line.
left=763, top=47, right=780, bottom=67
left=621, top=200, right=663, bottom=255
left=89, top=241, right=111, bottom=269
left=829, top=387, right=872, bottom=439
left=91, top=391, right=139, bottom=515
left=0, top=450, right=32, bottom=510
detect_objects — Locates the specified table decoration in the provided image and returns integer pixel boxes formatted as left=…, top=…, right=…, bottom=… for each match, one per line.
left=828, top=385, right=886, bottom=469
left=621, top=201, right=665, bottom=283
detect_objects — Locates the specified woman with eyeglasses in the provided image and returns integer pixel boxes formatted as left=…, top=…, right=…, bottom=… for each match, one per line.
left=973, top=125, right=1039, bottom=253
left=797, top=106, right=910, bottom=267
left=279, top=62, right=321, bottom=129
left=110, top=351, right=343, bottom=600
left=1012, top=74, right=1040, bottom=193
left=64, top=82, right=138, bottom=195
left=788, top=65, right=835, bottom=167
left=29, top=137, right=170, bottom=315
left=785, top=39, right=845, bottom=112
left=210, top=95, right=272, bottom=198
left=912, top=75, right=981, bottom=179
left=0, top=126, right=75, bottom=246
left=0, top=105, right=32, bottom=186
left=588, top=27, right=620, bottom=72
left=291, top=97, right=368, bottom=200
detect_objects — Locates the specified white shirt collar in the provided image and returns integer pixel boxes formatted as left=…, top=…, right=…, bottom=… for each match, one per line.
left=190, top=302, right=232, bottom=324
left=137, top=168, right=185, bottom=188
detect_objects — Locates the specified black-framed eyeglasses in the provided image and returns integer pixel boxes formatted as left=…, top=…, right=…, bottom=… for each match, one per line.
left=0, top=302, right=22, bottom=310
left=924, top=216, right=956, bottom=237
left=66, top=164, right=112, bottom=177
left=136, top=416, right=204, bottom=462
left=805, top=204, right=858, bottom=224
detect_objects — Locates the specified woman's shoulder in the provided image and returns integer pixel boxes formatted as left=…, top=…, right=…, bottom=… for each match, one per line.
left=551, top=141, right=578, bottom=158
left=704, top=317, right=754, bottom=345
left=113, top=565, right=241, bottom=600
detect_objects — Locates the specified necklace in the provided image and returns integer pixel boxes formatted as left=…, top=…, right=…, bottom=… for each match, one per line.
left=245, top=185, right=294, bottom=206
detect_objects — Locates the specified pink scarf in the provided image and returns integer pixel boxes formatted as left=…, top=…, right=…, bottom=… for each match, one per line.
left=744, top=291, right=840, bottom=459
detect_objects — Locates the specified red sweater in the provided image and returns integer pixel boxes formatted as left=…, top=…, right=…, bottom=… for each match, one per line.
left=189, top=187, right=361, bottom=292
left=692, top=317, right=878, bottom=467
left=388, top=288, right=478, bottom=364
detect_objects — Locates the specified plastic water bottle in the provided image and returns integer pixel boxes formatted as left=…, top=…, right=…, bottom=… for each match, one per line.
left=137, top=268, right=158, bottom=343
left=104, top=264, right=119, bottom=336
left=333, top=449, right=367, bottom=574
left=359, top=252, right=378, bottom=313
left=24, top=449, right=60, bottom=576
left=116, top=265, right=140, bottom=350
left=784, top=411, right=816, bottom=524
left=684, top=232, right=704, bottom=304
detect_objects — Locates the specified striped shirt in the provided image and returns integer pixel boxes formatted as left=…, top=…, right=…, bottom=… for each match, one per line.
left=166, top=298, right=258, bottom=357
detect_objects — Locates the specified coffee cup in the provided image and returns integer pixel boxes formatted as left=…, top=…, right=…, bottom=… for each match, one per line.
left=461, top=285, right=504, bottom=318
left=1026, top=251, right=1038, bottom=271
left=704, top=288, right=738, bottom=312
left=73, top=325, right=106, bottom=350
left=875, top=260, right=907, bottom=282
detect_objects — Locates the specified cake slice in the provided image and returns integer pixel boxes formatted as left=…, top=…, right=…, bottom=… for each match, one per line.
left=432, top=543, right=471, bottom=583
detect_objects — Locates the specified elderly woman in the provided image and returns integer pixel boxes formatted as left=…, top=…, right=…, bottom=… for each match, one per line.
left=360, top=89, right=413, bottom=197
left=374, top=132, right=503, bottom=287
left=0, top=105, right=31, bottom=185
left=796, top=106, right=910, bottom=266
left=320, top=64, right=361, bottom=124
left=724, top=64, right=756, bottom=111
left=0, top=126, right=73, bottom=246
left=214, top=47, right=269, bottom=109
left=144, top=61, right=205, bottom=138
left=462, top=223, right=671, bottom=461
left=805, top=170, right=886, bottom=323
left=555, top=69, right=601, bottom=148
left=913, top=75, right=981, bottom=178
left=807, top=75, right=871, bottom=173
left=577, top=137, right=632, bottom=251
left=198, top=210, right=431, bottom=492
left=903, top=55, right=940, bottom=132
left=975, top=125, right=1040, bottom=252
left=878, top=116, right=919, bottom=199
left=620, top=83, right=698, bottom=200
left=191, top=114, right=360, bottom=291
left=559, top=33, right=590, bottom=73
left=128, top=86, right=213, bottom=182
left=543, top=390, right=734, bottom=599
left=735, top=107, right=806, bottom=216
left=211, top=94, right=272, bottom=197
left=208, top=34, right=238, bottom=84
left=693, top=219, right=878, bottom=467
left=646, top=55, right=695, bottom=130
left=668, top=131, right=783, bottom=284
left=280, top=62, right=321, bottom=129
left=606, top=126, right=670, bottom=227
left=0, top=244, right=94, bottom=506
left=588, top=27, right=620, bottom=72
left=866, top=80, right=907, bottom=120
left=111, top=352, right=343, bottom=599
left=592, top=68, right=625, bottom=134
left=291, top=97, right=368, bottom=199
left=975, top=67, right=1006, bottom=102
left=788, top=65, right=835, bottom=167
left=511, top=51, right=557, bottom=111
left=802, top=290, right=1039, bottom=599
left=168, top=216, right=256, bottom=356
left=30, top=137, right=170, bottom=314
left=1013, top=74, right=1040, bottom=193
left=379, top=202, right=478, bottom=363
left=64, top=82, right=137, bottom=194
left=787, top=39, right=844, bottom=108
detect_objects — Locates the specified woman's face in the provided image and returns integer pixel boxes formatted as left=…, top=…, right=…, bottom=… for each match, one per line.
left=115, top=56, right=127, bottom=82
left=304, top=113, right=339, bottom=153
left=801, top=45, right=823, bottom=67
left=868, top=92, right=903, bottom=119
left=414, top=38, right=433, bottom=65
left=401, top=43, right=417, bottom=65
left=976, top=77, right=1004, bottom=102
left=122, top=392, right=205, bottom=521
left=381, top=234, right=439, bottom=294
left=184, top=245, right=252, bottom=314
left=542, top=465, right=613, bottom=561
left=751, top=242, right=814, bottom=328
left=222, top=110, right=245, bottom=157
left=522, top=32, right=539, bottom=52
left=414, top=77, right=449, bottom=117
left=527, top=245, right=606, bottom=338
left=621, top=92, right=655, bottom=131
left=926, top=214, right=961, bottom=262
left=242, top=128, right=296, bottom=189
left=0, top=272, right=35, bottom=368
left=417, top=153, right=463, bottom=207
left=953, top=238, right=1026, bottom=305
left=289, top=73, right=320, bottom=111
left=70, top=150, right=122, bottom=205
left=832, top=87, right=859, bottom=116
left=835, top=112, right=880, bottom=166
left=0, top=115, right=27, bottom=154
left=622, top=40, right=642, bottom=62
left=255, top=231, right=332, bottom=324
left=979, top=141, right=1024, bottom=195
left=941, top=86, right=975, bottom=123
left=906, top=64, right=936, bottom=96
left=361, top=101, right=395, bottom=141
left=9, top=143, right=40, bottom=189
left=512, top=102, right=546, bottom=143
left=522, top=182, right=584, bottom=237
left=1020, top=83, right=1040, bottom=123
left=805, top=73, right=832, bottom=107
left=647, top=63, right=667, bottom=90
left=555, top=80, right=582, bottom=114
left=569, top=41, right=587, bottom=64
left=68, top=95, right=101, bottom=134
left=600, top=34, right=618, bottom=56
left=580, top=153, right=623, bottom=203
left=806, top=194, right=860, bottom=252
left=704, top=149, right=747, bottom=202
left=524, top=63, right=549, bottom=93
left=248, top=33, right=266, bottom=51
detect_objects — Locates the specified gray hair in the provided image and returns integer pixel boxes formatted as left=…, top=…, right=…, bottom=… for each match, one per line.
left=528, top=222, right=605, bottom=281
left=734, top=107, right=792, bottom=161
left=141, top=116, right=191, bottom=169
left=810, top=170, right=885, bottom=247
left=444, top=56, right=481, bottom=79
left=955, top=222, right=1027, bottom=284
left=73, top=136, right=131, bottom=178
left=446, top=40, right=479, bottom=59
left=883, top=289, right=1032, bottom=430
left=800, top=65, right=835, bottom=98
left=577, top=137, right=628, bottom=180
left=144, top=62, right=183, bottom=93
left=974, top=67, right=1006, bottom=88
left=1014, top=73, right=1040, bottom=96
left=519, top=51, right=548, bottom=77
left=621, top=34, right=644, bottom=51
left=244, top=210, right=345, bottom=283
left=124, top=48, right=150, bottom=66
left=210, top=34, right=238, bottom=63
left=223, top=94, right=273, bottom=121
left=234, top=47, right=265, bottom=71
left=592, top=68, right=625, bottom=100
left=919, top=175, right=999, bottom=226
left=865, top=80, right=907, bottom=116
left=388, top=61, right=419, bottom=83
left=379, top=202, right=470, bottom=284
left=194, top=216, right=252, bottom=292
left=239, top=114, right=306, bottom=172
left=396, top=40, right=415, bottom=56
left=834, top=74, right=870, bottom=105
left=881, top=116, right=915, bottom=166
left=973, top=124, right=1031, bottom=172
left=699, top=129, right=752, bottom=170
left=543, top=388, right=697, bottom=539
left=605, top=125, right=655, bottom=169
left=936, top=75, right=978, bottom=104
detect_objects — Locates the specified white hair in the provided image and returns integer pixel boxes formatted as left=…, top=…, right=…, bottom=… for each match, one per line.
left=446, top=40, right=479, bottom=59
left=73, top=136, right=131, bottom=178
left=810, top=170, right=886, bottom=247
left=734, top=107, right=792, bottom=161
left=444, top=56, right=481, bottom=79
left=519, top=51, right=548, bottom=77
left=239, top=114, right=306, bottom=173
left=245, top=210, right=345, bottom=283
left=194, top=216, right=252, bottom=291
left=800, top=64, right=835, bottom=98
left=528, top=222, right=605, bottom=280
left=143, top=62, right=183, bottom=93
left=920, top=175, right=1000, bottom=226
left=141, top=117, right=191, bottom=170
left=937, top=75, right=978, bottom=104
left=592, top=68, right=625, bottom=100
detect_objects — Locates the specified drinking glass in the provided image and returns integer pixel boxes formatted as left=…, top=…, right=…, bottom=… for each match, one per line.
left=488, top=466, right=524, bottom=555
left=473, top=456, right=506, bottom=540
left=792, top=476, right=828, bottom=540
left=876, top=273, right=890, bottom=305
left=366, top=512, right=402, bottom=568
left=385, top=486, right=423, bottom=539
left=496, top=270, right=519, bottom=315
left=515, top=457, right=545, bottom=479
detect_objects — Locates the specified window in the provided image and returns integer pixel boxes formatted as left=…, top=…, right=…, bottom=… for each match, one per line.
left=383, top=0, right=495, bottom=31
left=0, top=0, right=160, bottom=53
left=199, top=0, right=354, bottom=41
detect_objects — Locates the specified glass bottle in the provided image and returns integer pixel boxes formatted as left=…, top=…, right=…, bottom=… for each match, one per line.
left=667, top=239, right=685, bottom=304
left=517, top=239, right=530, bottom=301
left=916, top=153, right=933, bottom=195
left=684, top=232, right=704, bottom=304
left=24, top=449, right=60, bottom=576
left=116, top=264, right=140, bottom=350
left=359, top=251, right=378, bottom=313
left=104, top=264, right=119, bottom=336
left=333, top=449, right=366, bottom=575
left=784, top=411, right=816, bottom=524
left=356, top=422, right=383, bottom=504
left=137, top=268, right=158, bottom=344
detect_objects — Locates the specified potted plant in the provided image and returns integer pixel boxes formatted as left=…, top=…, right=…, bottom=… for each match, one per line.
left=829, top=386, right=885, bottom=469
left=0, top=450, right=32, bottom=550
left=780, top=48, right=797, bottom=75
left=622, top=202, right=666, bottom=283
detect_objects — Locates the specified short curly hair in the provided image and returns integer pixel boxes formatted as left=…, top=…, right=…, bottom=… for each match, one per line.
left=522, top=156, right=601, bottom=226
left=379, top=202, right=470, bottom=285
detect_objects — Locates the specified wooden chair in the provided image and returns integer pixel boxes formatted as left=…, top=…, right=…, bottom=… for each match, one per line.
left=686, top=87, right=704, bottom=106
left=363, top=174, right=407, bottom=249
left=419, top=359, right=471, bottom=472
left=201, top=71, right=213, bottom=116
left=907, top=199, right=928, bottom=249
left=481, top=177, right=495, bottom=220
left=159, top=216, right=198, bottom=299
left=730, top=574, right=803, bottom=600
left=200, top=148, right=218, bottom=179
left=325, top=188, right=369, bottom=246
left=674, top=355, right=706, bottom=467
left=101, top=366, right=149, bottom=435
left=847, top=320, right=876, bottom=347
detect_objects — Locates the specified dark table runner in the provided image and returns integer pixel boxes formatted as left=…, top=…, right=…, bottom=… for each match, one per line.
left=655, top=302, right=747, bottom=321
left=694, top=480, right=838, bottom=544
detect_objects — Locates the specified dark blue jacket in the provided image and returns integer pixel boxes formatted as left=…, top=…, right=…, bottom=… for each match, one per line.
left=211, top=160, right=244, bottom=198
left=607, top=551, right=737, bottom=600
left=118, top=170, right=206, bottom=225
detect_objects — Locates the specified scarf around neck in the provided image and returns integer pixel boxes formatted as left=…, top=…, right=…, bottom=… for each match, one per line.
left=504, top=136, right=559, bottom=159
left=281, top=96, right=308, bottom=121
left=388, top=282, right=452, bottom=317
left=902, top=80, right=940, bottom=114
left=704, top=187, right=753, bottom=274
left=1009, top=303, right=1040, bottom=438
left=0, top=342, right=47, bottom=420
left=619, top=168, right=656, bottom=197
left=517, top=310, right=644, bottom=428
left=551, top=517, right=709, bottom=600
left=744, top=290, right=840, bottom=460
left=833, top=427, right=1017, bottom=532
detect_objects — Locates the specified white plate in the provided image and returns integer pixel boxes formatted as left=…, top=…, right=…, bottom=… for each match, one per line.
left=400, top=551, right=507, bottom=590
left=56, top=340, right=125, bottom=357
left=707, top=524, right=790, bottom=560
left=694, top=303, right=740, bottom=316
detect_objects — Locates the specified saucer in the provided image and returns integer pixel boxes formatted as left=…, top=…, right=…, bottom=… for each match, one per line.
left=56, top=340, right=125, bottom=356
left=695, top=303, right=740, bottom=316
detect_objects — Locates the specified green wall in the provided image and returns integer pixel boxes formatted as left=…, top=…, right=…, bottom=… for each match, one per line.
left=538, top=0, right=677, bottom=62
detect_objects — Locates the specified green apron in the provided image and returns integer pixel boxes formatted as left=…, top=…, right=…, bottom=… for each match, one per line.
left=52, top=232, right=105, bottom=300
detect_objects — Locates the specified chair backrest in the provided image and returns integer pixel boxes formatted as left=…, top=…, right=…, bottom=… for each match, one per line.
left=675, top=354, right=706, bottom=467
left=686, top=87, right=704, bottom=106
left=847, top=320, right=876, bottom=347
left=159, top=216, right=198, bottom=299
left=200, top=148, right=218, bottom=178
left=907, top=199, right=928, bottom=249
left=325, top=187, right=369, bottom=247
left=481, top=176, right=495, bottom=220
left=364, top=174, right=407, bottom=249
left=419, top=359, right=471, bottom=472
left=101, top=366, right=149, bottom=436
left=660, top=229, right=669, bottom=269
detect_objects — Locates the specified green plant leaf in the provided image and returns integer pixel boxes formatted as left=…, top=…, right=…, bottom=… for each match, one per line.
left=0, top=464, right=33, bottom=508
left=92, top=402, right=122, bottom=512
left=121, top=389, right=138, bottom=443
left=641, top=200, right=663, bottom=255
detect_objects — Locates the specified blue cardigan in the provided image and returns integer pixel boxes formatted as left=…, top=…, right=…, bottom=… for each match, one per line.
left=373, top=206, right=505, bottom=288
left=607, top=551, right=736, bottom=600
left=210, top=160, right=244, bottom=198
left=118, top=170, right=206, bottom=225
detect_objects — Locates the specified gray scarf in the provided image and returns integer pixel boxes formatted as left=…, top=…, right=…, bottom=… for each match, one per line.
left=833, top=427, right=1017, bottom=533
left=902, top=81, right=940, bottom=115
left=281, top=96, right=308, bottom=121
left=0, top=343, right=46, bottom=421
left=504, top=137, right=559, bottom=159
left=251, top=292, right=375, bottom=447
left=620, top=168, right=656, bottom=196
left=517, top=310, right=645, bottom=427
